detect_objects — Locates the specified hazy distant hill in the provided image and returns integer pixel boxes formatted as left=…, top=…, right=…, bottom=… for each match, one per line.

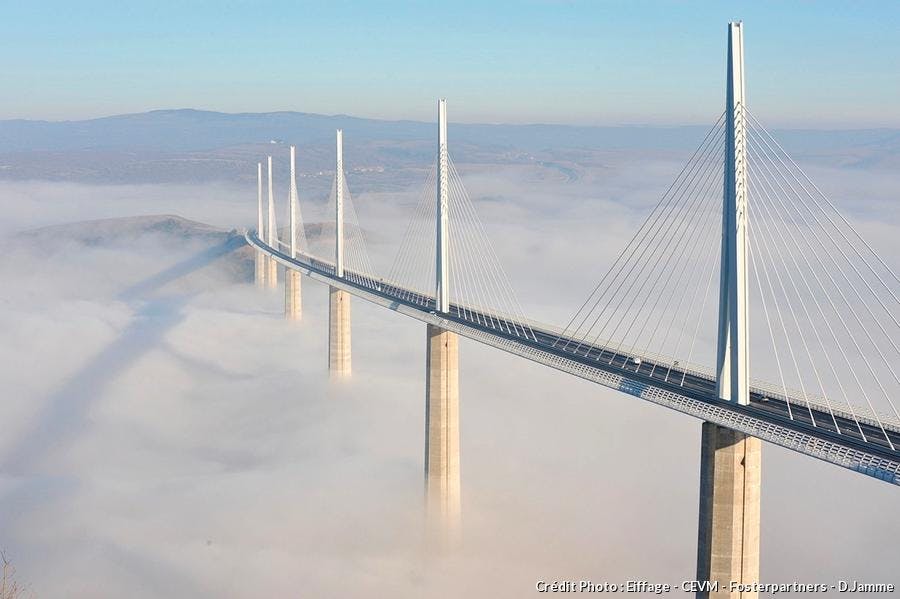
left=1, top=109, right=898, bottom=185
left=15, top=214, right=232, bottom=246
left=9, top=214, right=350, bottom=289
left=0, top=108, right=715, bottom=153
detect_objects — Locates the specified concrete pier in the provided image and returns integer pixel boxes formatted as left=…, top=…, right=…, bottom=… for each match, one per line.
left=266, top=257, right=278, bottom=287
left=254, top=252, right=267, bottom=287
left=696, top=422, right=761, bottom=599
left=328, top=286, right=351, bottom=376
left=424, top=324, right=460, bottom=546
left=285, top=269, right=301, bottom=320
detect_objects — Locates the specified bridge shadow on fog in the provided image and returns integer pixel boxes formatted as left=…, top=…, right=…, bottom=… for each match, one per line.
left=2, top=238, right=244, bottom=474
left=118, top=233, right=247, bottom=301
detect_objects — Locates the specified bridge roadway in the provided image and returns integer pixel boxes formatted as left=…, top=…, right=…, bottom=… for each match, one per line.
left=247, top=231, right=900, bottom=485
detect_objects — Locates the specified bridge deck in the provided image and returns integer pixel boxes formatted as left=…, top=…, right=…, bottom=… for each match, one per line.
left=247, top=231, right=900, bottom=486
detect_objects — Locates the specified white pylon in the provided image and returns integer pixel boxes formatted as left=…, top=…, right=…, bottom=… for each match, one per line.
left=257, top=162, right=264, bottom=239
left=435, top=99, right=450, bottom=313
left=254, top=161, right=266, bottom=287
left=267, top=156, right=276, bottom=248
left=290, top=145, right=298, bottom=258
left=335, top=130, right=345, bottom=278
left=715, top=21, right=750, bottom=405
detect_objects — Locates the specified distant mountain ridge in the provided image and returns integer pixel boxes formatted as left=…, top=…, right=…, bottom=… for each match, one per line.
left=1, top=109, right=898, bottom=184
left=3, top=108, right=899, bottom=154
left=0, top=109, right=429, bottom=153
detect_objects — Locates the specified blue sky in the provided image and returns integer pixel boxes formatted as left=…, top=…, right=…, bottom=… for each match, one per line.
left=2, top=1, right=898, bottom=126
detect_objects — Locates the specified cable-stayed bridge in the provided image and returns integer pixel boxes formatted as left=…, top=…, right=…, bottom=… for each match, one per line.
left=244, top=22, right=898, bottom=597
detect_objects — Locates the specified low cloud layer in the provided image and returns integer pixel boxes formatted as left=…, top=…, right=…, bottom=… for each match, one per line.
left=0, top=152, right=898, bottom=597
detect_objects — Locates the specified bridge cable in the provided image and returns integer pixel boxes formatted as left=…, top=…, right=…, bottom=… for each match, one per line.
left=564, top=123, right=727, bottom=356
left=607, top=152, right=724, bottom=365
left=748, top=126, right=900, bottom=410
left=747, top=111, right=900, bottom=293
left=451, top=157, right=537, bottom=339
left=747, top=141, right=857, bottom=437
left=386, top=163, right=437, bottom=304
left=447, top=170, right=501, bottom=330
left=572, top=125, right=727, bottom=358
left=448, top=158, right=527, bottom=337
left=748, top=124, right=899, bottom=442
left=643, top=168, right=723, bottom=376
left=554, top=111, right=727, bottom=349
left=674, top=235, right=720, bottom=387
left=600, top=152, right=724, bottom=366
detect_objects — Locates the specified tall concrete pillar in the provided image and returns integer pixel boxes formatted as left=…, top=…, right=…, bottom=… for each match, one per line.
left=425, top=324, right=460, bottom=546
left=285, top=270, right=301, bottom=320
left=328, top=286, right=351, bottom=376
left=254, top=252, right=267, bottom=287
left=266, top=256, right=278, bottom=287
left=696, top=422, right=761, bottom=599
left=268, top=260, right=279, bottom=288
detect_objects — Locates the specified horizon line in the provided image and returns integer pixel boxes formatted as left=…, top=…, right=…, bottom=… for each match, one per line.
left=2, top=107, right=899, bottom=132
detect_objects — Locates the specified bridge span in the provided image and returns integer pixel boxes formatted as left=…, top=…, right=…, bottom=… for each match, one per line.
left=242, top=20, right=899, bottom=599
left=246, top=231, right=900, bottom=483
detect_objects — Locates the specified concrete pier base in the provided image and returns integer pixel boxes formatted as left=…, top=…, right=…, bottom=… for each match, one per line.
left=425, top=324, right=460, bottom=547
left=266, top=256, right=278, bottom=288
left=254, top=251, right=267, bottom=287
left=696, top=422, right=761, bottom=599
left=285, top=270, right=301, bottom=320
left=328, top=286, right=351, bottom=376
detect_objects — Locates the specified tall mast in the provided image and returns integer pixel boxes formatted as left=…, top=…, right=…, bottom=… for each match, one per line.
left=267, top=155, right=276, bottom=247
left=257, top=162, right=264, bottom=238
left=335, top=130, right=344, bottom=277
left=435, top=99, right=450, bottom=313
left=715, top=21, right=749, bottom=405
left=289, top=145, right=298, bottom=258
